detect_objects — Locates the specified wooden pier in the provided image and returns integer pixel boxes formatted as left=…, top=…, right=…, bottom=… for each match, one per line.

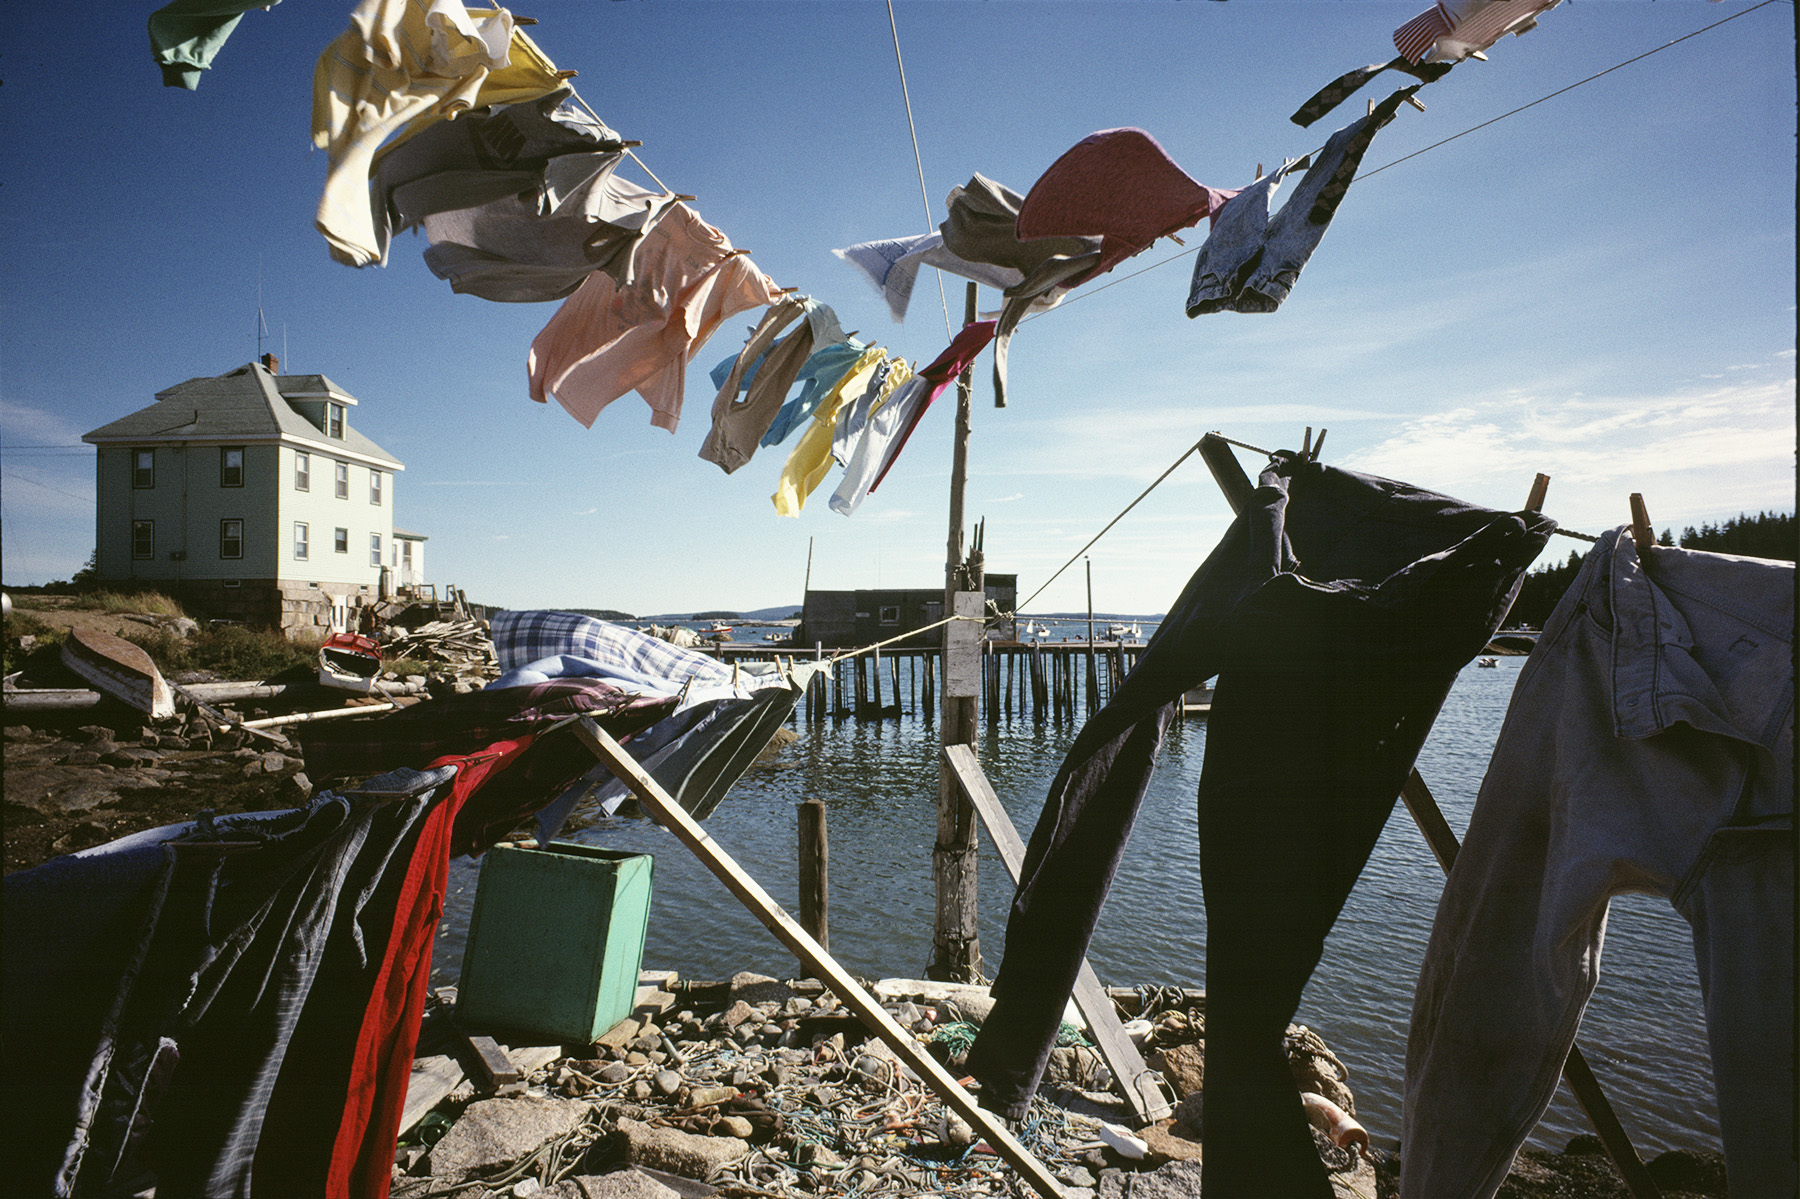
left=698, top=639, right=1165, bottom=725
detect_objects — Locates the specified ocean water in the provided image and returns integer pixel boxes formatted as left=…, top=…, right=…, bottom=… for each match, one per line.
left=434, top=632, right=1722, bottom=1160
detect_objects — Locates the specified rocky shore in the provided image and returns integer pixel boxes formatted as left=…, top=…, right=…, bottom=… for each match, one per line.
left=383, top=968, right=1733, bottom=1199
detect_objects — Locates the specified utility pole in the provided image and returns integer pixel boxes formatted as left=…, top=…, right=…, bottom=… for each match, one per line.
left=931, top=282, right=983, bottom=982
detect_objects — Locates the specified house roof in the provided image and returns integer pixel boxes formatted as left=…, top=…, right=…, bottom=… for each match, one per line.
left=82, top=363, right=402, bottom=469
left=393, top=527, right=428, bottom=541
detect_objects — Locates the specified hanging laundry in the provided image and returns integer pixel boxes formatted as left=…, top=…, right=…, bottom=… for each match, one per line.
left=1404, top=531, right=1793, bottom=1199
left=364, top=84, right=624, bottom=266
left=832, top=354, right=907, bottom=470
left=770, top=349, right=895, bottom=518
left=1187, top=87, right=1416, bottom=317
left=758, top=338, right=876, bottom=448
left=699, top=298, right=847, bottom=473
left=1396, top=0, right=1563, bottom=64
left=965, top=453, right=1552, bottom=1199
left=1290, top=57, right=1453, bottom=127
left=526, top=204, right=782, bottom=432
left=423, top=165, right=679, bottom=301
left=312, top=0, right=565, bottom=267
left=940, top=175, right=1104, bottom=408
left=830, top=320, right=996, bottom=516
left=833, top=231, right=1057, bottom=324
left=1017, top=128, right=1238, bottom=286
left=148, top=0, right=280, bottom=89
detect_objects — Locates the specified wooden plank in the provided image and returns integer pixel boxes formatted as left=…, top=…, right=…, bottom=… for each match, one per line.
left=399, top=1054, right=464, bottom=1134
left=944, top=744, right=1172, bottom=1127
left=462, top=1031, right=523, bottom=1092
left=943, top=591, right=985, bottom=698
left=572, top=718, right=1065, bottom=1199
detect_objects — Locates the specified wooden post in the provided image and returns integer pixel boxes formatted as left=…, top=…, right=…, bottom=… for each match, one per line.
left=933, top=281, right=984, bottom=983
left=572, top=720, right=1065, bottom=1199
left=798, top=799, right=829, bottom=976
left=1085, top=558, right=1098, bottom=714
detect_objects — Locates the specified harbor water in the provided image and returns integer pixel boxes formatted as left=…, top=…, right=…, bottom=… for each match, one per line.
left=434, top=633, right=1722, bottom=1159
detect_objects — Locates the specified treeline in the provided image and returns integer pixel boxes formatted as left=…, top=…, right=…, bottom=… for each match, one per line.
left=1506, top=511, right=1793, bottom=629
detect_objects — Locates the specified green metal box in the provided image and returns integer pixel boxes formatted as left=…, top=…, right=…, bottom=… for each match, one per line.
left=456, top=843, right=654, bottom=1045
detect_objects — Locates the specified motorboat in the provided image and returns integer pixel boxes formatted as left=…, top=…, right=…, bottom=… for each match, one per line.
left=1476, top=657, right=1499, bottom=668
left=319, top=631, right=384, bottom=693
left=60, top=626, right=176, bottom=720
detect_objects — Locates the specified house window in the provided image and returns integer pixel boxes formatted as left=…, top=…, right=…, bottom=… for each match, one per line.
left=370, top=533, right=382, bottom=567
left=334, top=460, right=349, bottom=499
left=132, top=448, right=155, bottom=489
left=402, top=540, right=413, bottom=567
left=220, top=519, right=243, bottom=559
left=220, top=446, right=244, bottom=487
left=294, top=451, right=310, bottom=491
left=334, top=527, right=349, bottom=554
left=131, top=519, right=154, bottom=559
left=370, top=469, right=383, bottom=505
left=879, top=605, right=900, bottom=625
left=294, top=522, right=310, bottom=560
left=328, top=403, right=345, bottom=438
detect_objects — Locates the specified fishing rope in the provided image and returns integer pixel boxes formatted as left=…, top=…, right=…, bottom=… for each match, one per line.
left=886, top=0, right=955, bottom=340
left=1019, top=0, right=1783, bottom=325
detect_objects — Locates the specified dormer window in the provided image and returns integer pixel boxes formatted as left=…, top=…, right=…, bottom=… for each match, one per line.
left=328, top=403, right=345, bottom=438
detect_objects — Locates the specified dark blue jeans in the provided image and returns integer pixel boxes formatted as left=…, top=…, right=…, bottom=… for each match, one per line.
left=967, top=453, right=1553, bottom=1196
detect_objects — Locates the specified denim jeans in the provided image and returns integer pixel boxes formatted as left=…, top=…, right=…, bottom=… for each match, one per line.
left=1187, top=88, right=1413, bottom=316
left=967, top=453, right=1553, bottom=1196
left=1404, top=530, right=1794, bottom=1199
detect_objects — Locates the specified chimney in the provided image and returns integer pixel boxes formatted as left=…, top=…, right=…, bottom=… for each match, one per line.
left=260, top=352, right=280, bottom=374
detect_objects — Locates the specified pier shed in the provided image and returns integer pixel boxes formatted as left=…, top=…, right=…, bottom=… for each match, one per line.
left=800, top=575, right=1016, bottom=649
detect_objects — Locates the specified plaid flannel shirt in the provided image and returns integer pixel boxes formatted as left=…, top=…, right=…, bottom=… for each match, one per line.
left=490, top=609, right=735, bottom=688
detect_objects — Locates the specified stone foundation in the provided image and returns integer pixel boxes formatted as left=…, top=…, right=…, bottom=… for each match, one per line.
left=171, top=578, right=376, bottom=634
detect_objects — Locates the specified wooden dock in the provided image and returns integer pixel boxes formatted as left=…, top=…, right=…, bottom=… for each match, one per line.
left=696, top=639, right=1164, bottom=725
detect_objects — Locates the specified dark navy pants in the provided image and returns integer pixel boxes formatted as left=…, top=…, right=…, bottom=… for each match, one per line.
left=967, top=453, right=1553, bottom=1196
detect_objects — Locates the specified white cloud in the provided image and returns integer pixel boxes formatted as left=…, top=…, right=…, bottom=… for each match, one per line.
left=990, top=492, right=1024, bottom=503
left=1343, top=377, right=1796, bottom=533
left=574, top=507, right=599, bottom=516
left=0, top=398, right=92, bottom=447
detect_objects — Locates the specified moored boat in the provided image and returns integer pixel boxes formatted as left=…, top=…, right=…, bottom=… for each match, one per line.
left=319, top=631, right=383, bottom=693
left=60, top=627, right=176, bottom=720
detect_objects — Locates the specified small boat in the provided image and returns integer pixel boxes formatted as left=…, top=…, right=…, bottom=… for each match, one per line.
left=1476, top=657, right=1499, bottom=668
left=319, top=631, right=384, bottom=693
left=707, top=621, right=735, bottom=634
left=60, top=627, right=176, bottom=720
left=1105, top=622, right=1141, bottom=640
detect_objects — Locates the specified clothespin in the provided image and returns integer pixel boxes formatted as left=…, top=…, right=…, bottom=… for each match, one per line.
left=1310, top=428, right=1328, bottom=461
left=1300, top=426, right=1313, bottom=458
left=1166, top=233, right=1185, bottom=246
left=1470, top=50, right=1488, bottom=61
left=554, top=69, right=578, bottom=80
left=1256, top=163, right=1264, bottom=178
left=1525, top=473, right=1550, bottom=513
left=1368, top=98, right=1376, bottom=116
left=1629, top=494, right=1655, bottom=551
left=673, top=194, right=697, bottom=202
left=1404, top=94, right=1427, bottom=112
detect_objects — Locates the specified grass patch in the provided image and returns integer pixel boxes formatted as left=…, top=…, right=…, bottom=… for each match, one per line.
left=91, top=590, right=186, bottom=617
left=3, top=610, right=63, bottom=675
left=386, top=656, right=432, bottom=678
left=116, top=623, right=316, bottom=681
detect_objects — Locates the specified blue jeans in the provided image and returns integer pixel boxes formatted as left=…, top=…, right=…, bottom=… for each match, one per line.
left=968, top=452, right=1553, bottom=1197
left=1404, top=530, right=1794, bottom=1199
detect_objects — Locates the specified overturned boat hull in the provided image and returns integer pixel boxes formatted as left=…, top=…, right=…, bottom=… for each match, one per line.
left=59, top=627, right=176, bottom=720
left=319, top=632, right=383, bottom=694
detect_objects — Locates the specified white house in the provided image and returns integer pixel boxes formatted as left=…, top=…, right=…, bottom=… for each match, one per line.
left=82, top=355, right=415, bottom=633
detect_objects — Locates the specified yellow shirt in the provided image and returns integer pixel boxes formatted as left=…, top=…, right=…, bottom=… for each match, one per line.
left=773, top=352, right=911, bottom=517
left=312, top=1, right=565, bottom=267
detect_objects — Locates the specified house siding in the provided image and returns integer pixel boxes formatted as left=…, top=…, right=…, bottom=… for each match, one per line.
left=85, top=364, right=405, bottom=633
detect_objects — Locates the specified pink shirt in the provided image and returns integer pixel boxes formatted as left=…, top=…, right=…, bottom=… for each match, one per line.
left=1016, top=129, right=1237, bottom=288
left=527, top=203, right=781, bottom=432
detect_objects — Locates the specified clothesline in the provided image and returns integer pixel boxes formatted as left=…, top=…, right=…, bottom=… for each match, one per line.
left=811, top=613, right=987, bottom=667
left=1018, top=0, right=1781, bottom=328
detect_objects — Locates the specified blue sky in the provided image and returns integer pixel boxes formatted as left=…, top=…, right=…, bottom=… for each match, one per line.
left=1, top=1, right=1792, bottom=616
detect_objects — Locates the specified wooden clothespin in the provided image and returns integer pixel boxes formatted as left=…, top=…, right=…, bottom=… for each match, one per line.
left=1166, top=233, right=1185, bottom=246
left=1368, top=98, right=1376, bottom=116
left=1300, top=426, right=1313, bottom=459
left=1404, top=94, right=1427, bottom=113
left=554, top=69, right=578, bottom=80
left=1525, top=473, right=1550, bottom=513
left=1629, top=493, right=1655, bottom=551
left=1256, top=163, right=1264, bottom=178
left=673, top=194, right=698, bottom=202
left=1310, top=428, right=1328, bottom=461
left=1470, top=50, right=1488, bottom=61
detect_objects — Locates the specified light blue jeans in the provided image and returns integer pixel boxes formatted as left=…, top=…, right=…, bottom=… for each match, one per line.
left=1404, top=530, right=1795, bottom=1199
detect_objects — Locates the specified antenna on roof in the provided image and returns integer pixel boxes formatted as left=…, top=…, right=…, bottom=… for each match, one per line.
left=256, top=255, right=270, bottom=361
